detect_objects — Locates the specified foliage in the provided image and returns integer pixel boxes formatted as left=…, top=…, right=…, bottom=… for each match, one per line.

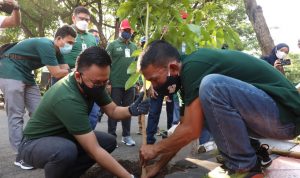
left=284, top=53, right=300, bottom=85
left=119, top=0, right=252, bottom=89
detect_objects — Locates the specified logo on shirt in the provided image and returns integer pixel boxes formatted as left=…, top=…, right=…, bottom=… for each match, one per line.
left=116, top=47, right=123, bottom=52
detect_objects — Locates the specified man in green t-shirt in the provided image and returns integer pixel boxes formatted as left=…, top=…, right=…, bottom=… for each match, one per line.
left=18, top=47, right=149, bottom=178
left=139, top=40, right=300, bottom=178
left=61, top=6, right=100, bottom=130
left=0, top=25, right=76, bottom=170
left=106, top=19, right=137, bottom=146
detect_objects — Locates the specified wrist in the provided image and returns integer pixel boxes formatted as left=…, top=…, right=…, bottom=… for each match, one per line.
left=13, top=5, right=19, bottom=11
left=128, top=106, right=133, bottom=115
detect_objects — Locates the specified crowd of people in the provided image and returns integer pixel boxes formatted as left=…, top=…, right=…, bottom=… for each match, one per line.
left=1, top=1, right=300, bottom=178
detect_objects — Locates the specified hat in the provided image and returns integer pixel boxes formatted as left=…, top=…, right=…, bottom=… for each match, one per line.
left=120, top=19, right=131, bottom=30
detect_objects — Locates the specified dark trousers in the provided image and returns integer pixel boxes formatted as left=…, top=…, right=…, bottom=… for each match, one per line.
left=18, top=131, right=116, bottom=178
left=108, top=87, right=135, bottom=137
left=146, top=94, right=174, bottom=144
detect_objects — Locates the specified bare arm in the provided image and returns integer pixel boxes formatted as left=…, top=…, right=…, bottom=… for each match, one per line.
left=46, top=65, right=69, bottom=79
left=74, top=132, right=131, bottom=178
left=101, top=102, right=131, bottom=120
left=0, top=0, right=20, bottom=28
left=59, top=64, right=70, bottom=70
left=140, top=98, right=204, bottom=161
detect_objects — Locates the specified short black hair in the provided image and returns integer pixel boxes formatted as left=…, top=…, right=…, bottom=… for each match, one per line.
left=73, top=6, right=90, bottom=16
left=140, top=40, right=180, bottom=70
left=55, top=25, right=77, bottom=39
left=76, top=46, right=111, bottom=72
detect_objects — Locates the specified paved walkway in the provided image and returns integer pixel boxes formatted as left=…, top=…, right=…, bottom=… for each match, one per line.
left=1, top=107, right=300, bottom=178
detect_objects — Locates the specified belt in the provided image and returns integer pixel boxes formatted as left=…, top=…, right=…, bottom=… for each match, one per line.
left=0, top=54, right=31, bottom=60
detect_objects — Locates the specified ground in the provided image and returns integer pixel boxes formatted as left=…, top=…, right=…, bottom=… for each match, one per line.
left=0, top=106, right=300, bottom=178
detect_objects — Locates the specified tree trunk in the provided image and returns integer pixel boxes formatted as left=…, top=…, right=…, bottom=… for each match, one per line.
left=244, top=0, right=274, bottom=56
left=114, top=18, right=120, bottom=40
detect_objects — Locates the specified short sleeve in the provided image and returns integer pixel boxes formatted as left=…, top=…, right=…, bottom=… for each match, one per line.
left=94, top=89, right=113, bottom=106
left=53, top=99, right=92, bottom=135
left=37, top=41, right=59, bottom=66
left=0, top=16, right=5, bottom=27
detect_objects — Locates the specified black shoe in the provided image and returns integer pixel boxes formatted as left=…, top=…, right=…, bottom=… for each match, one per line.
left=250, top=138, right=272, bottom=168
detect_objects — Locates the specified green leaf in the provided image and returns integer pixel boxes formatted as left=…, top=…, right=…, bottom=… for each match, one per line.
left=131, top=49, right=142, bottom=57
left=127, top=61, right=137, bottom=74
left=117, top=2, right=135, bottom=19
left=207, top=20, right=216, bottom=31
left=125, top=72, right=141, bottom=90
left=187, top=24, right=201, bottom=36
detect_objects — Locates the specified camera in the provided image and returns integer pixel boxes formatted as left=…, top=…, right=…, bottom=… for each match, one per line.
left=280, top=59, right=291, bottom=66
left=0, top=0, right=16, bottom=14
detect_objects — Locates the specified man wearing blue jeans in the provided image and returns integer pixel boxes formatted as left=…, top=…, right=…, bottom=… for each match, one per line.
left=146, top=90, right=174, bottom=144
left=139, top=40, right=300, bottom=178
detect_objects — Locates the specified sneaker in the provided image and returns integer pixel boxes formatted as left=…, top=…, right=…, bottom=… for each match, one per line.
left=14, top=159, right=34, bottom=170
left=256, top=144, right=272, bottom=168
left=121, top=136, right=136, bottom=146
left=250, top=138, right=272, bottom=168
left=208, top=162, right=264, bottom=178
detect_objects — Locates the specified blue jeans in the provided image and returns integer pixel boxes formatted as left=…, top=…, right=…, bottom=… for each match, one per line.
left=199, top=74, right=295, bottom=171
left=172, top=100, right=180, bottom=125
left=19, top=131, right=116, bottom=178
left=89, top=103, right=100, bottom=129
left=146, top=94, right=174, bottom=144
left=199, top=127, right=212, bottom=144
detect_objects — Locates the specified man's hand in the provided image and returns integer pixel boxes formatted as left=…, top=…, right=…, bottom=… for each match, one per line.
left=274, top=59, right=285, bottom=74
left=128, top=92, right=150, bottom=116
left=141, top=164, right=161, bottom=178
left=140, top=144, right=159, bottom=165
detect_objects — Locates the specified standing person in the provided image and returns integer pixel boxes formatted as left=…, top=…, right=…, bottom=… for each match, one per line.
left=146, top=86, right=174, bottom=144
left=106, top=19, right=137, bottom=146
left=0, top=0, right=20, bottom=28
left=139, top=40, right=300, bottom=178
left=62, top=6, right=100, bottom=129
left=0, top=25, right=76, bottom=169
left=261, top=43, right=289, bottom=75
left=88, top=28, right=100, bottom=45
left=0, top=0, right=21, bottom=109
left=18, top=46, right=149, bottom=178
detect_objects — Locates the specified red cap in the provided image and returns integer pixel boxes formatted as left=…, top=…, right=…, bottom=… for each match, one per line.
left=120, top=19, right=131, bottom=30
left=180, top=11, right=188, bottom=19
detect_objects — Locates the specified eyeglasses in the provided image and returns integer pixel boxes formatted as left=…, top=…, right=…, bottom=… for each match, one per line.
left=80, top=73, right=109, bottom=87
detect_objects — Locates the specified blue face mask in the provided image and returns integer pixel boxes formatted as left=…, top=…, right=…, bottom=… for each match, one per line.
left=121, top=31, right=132, bottom=40
left=95, top=37, right=100, bottom=44
left=59, top=43, right=73, bottom=54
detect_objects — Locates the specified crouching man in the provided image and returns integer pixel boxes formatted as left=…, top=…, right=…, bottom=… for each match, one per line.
left=19, top=46, right=149, bottom=178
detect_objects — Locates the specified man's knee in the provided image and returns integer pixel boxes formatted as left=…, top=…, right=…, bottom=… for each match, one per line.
left=199, top=74, right=225, bottom=98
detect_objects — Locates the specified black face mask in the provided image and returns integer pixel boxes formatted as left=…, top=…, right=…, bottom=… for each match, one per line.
left=79, top=80, right=106, bottom=100
left=154, top=75, right=181, bottom=96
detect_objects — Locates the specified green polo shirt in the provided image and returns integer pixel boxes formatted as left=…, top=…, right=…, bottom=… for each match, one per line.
left=106, top=38, right=137, bottom=88
left=181, top=48, right=300, bottom=134
left=0, top=38, right=65, bottom=85
left=63, top=31, right=97, bottom=68
left=23, top=73, right=112, bottom=140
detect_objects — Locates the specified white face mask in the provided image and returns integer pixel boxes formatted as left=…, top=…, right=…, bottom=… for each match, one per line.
left=75, top=20, right=88, bottom=31
left=276, top=50, right=287, bottom=59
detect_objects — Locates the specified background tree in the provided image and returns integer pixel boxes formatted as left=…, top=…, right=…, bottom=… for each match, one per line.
left=244, top=0, right=274, bottom=56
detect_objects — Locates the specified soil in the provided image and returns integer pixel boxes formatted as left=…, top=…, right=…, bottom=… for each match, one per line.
left=81, top=159, right=198, bottom=178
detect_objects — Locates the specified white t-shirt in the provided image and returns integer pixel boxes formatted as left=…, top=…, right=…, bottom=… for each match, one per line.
left=0, top=16, right=5, bottom=28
